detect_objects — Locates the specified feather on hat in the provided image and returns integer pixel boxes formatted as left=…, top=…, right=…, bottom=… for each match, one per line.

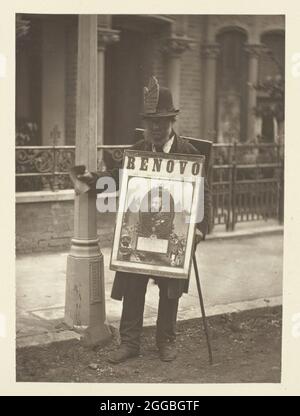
left=141, top=76, right=179, bottom=118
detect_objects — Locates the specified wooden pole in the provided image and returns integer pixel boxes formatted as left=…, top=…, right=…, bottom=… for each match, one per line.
left=193, top=253, right=213, bottom=365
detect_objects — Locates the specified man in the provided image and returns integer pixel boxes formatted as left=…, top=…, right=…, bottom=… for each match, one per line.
left=76, top=76, right=211, bottom=363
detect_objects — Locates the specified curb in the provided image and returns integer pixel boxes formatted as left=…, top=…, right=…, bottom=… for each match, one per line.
left=16, top=295, right=282, bottom=349
left=97, top=225, right=284, bottom=249
left=205, top=225, right=283, bottom=241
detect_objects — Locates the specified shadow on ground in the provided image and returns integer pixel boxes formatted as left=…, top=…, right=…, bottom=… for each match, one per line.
left=16, top=306, right=281, bottom=383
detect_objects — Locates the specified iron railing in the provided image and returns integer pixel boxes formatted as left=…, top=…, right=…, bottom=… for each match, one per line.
left=15, top=144, right=133, bottom=192
left=209, top=142, right=284, bottom=230
left=16, top=141, right=284, bottom=230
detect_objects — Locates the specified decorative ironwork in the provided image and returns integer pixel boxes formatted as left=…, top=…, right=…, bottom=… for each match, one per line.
left=56, top=149, right=75, bottom=172
left=16, top=148, right=55, bottom=174
left=210, top=142, right=284, bottom=230
left=15, top=145, right=133, bottom=192
left=98, top=145, right=133, bottom=171
left=16, top=146, right=75, bottom=192
left=15, top=142, right=284, bottom=231
left=105, top=148, right=126, bottom=163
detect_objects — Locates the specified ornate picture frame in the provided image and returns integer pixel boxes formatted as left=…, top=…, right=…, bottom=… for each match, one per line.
left=110, top=150, right=205, bottom=279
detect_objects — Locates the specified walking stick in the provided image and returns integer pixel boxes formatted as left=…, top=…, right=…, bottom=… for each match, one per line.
left=193, top=252, right=213, bottom=365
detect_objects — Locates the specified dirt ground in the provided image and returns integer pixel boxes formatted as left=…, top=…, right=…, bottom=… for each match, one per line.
left=16, top=306, right=282, bottom=383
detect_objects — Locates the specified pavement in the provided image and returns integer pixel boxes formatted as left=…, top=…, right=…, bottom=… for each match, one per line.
left=16, top=221, right=283, bottom=348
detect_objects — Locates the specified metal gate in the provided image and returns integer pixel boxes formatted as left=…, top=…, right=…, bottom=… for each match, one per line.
left=209, top=143, right=284, bottom=231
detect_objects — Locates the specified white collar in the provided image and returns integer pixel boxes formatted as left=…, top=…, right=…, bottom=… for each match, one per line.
left=152, top=135, right=175, bottom=154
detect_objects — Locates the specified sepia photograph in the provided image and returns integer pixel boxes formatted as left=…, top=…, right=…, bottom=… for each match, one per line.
left=15, top=13, right=284, bottom=384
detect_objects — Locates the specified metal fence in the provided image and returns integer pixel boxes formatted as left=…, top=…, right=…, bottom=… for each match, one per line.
left=209, top=142, right=284, bottom=230
left=16, top=141, right=284, bottom=230
left=15, top=144, right=131, bottom=192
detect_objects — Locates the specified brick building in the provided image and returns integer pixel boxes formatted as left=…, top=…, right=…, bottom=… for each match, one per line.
left=16, top=14, right=284, bottom=147
left=16, top=14, right=285, bottom=252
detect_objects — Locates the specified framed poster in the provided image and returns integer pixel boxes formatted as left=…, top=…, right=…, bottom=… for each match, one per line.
left=110, top=150, right=205, bottom=279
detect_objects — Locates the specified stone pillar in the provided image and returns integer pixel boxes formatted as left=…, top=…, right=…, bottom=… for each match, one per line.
left=97, top=27, right=119, bottom=167
left=201, top=43, right=220, bottom=141
left=163, top=36, right=195, bottom=123
left=244, top=44, right=263, bottom=142
left=65, top=15, right=111, bottom=346
left=41, top=18, right=66, bottom=145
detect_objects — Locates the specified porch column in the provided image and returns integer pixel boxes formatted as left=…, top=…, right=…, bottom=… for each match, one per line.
left=244, top=44, right=263, bottom=142
left=41, top=18, right=66, bottom=145
left=202, top=43, right=220, bottom=141
left=97, top=26, right=119, bottom=167
left=65, top=15, right=111, bottom=346
left=163, top=36, right=195, bottom=127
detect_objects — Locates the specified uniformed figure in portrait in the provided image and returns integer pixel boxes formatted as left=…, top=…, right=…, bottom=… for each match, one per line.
left=138, top=186, right=175, bottom=240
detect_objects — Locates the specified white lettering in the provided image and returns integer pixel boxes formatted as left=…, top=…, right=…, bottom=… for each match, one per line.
left=96, top=176, right=117, bottom=213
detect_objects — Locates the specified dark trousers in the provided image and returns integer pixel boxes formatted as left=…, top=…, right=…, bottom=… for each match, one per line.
left=119, top=274, right=179, bottom=351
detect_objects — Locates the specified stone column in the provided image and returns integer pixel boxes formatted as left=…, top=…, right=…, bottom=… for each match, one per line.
left=97, top=27, right=119, bottom=167
left=65, top=15, right=111, bottom=346
left=201, top=43, right=220, bottom=141
left=41, top=18, right=66, bottom=145
left=163, top=36, right=195, bottom=122
left=244, top=44, right=264, bottom=142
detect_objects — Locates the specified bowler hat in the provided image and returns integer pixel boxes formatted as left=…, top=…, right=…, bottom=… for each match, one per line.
left=141, top=76, right=179, bottom=118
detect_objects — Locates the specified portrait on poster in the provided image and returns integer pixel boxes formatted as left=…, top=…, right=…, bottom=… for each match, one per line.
left=110, top=150, right=205, bottom=279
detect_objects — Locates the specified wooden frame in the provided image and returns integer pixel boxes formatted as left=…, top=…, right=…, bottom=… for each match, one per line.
left=110, top=150, right=205, bottom=279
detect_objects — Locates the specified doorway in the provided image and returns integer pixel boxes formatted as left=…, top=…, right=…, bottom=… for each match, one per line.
left=104, top=29, right=149, bottom=146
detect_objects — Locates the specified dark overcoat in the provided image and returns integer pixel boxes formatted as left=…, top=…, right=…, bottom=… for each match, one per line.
left=104, top=133, right=211, bottom=300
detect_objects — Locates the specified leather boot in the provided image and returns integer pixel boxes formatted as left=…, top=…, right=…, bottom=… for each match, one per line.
left=158, top=343, right=177, bottom=362
left=108, top=345, right=140, bottom=364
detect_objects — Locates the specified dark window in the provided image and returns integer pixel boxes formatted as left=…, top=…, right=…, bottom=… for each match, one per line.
left=216, top=29, right=248, bottom=142
left=260, top=32, right=285, bottom=80
left=16, top=17, right=42, bottom=145
left=258, top=31, right=285, bottom=142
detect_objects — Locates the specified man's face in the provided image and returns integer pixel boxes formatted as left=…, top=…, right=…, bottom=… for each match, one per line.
left=144, top=117, right=174, bottom=146
left=151, top=196, right=162, bottom=212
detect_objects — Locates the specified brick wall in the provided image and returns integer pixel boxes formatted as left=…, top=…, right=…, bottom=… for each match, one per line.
left=179, top=15, right=205, bottom=139
left=16, top=200, right=117, bottom=253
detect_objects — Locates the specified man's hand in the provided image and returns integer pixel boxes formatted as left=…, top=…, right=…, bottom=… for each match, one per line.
left=76, top=171, right=96, bottom=185
left=69, top=166, right=99, bottom=195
